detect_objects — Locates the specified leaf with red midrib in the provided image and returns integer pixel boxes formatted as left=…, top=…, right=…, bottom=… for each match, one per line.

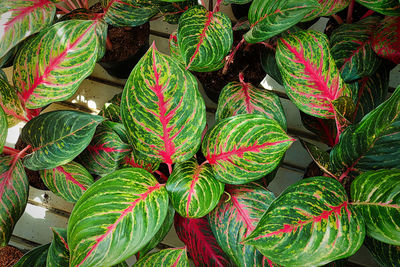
left=135, top=247, right=189, bottom=267
left=174, top=214, right=232, bottom=267
left=303, top=0, right=351, bottom=21
left=47, top=228, right=69, bottom=267
left=372, top=16, right=400, bottom=64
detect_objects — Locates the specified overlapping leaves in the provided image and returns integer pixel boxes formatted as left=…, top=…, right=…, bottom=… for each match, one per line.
left=0, top=78, right=25, bottom=127
left=0, top=108, right=6, bottom=154
left=364, top=236, right=400, bottom=267
left=135, top=248, right=189, bottom=267
left=46, top=228, right=69, bottom=267
left=303, top=0, right=351, bottom=21
left=372, top=16, right=400, bottom=64
left=14, top=244, right=50, bottom=267
left=356, top=0, right=400, bottom=16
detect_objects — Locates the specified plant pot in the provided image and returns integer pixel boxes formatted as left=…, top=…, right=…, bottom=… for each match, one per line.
left=0, top=245, right=24, bottom=266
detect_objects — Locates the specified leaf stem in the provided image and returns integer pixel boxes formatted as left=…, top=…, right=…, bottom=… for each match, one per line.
left=167, top=163, right=172, bottom=175
left=260, top=41, right=276, bottom=51
left=360, top=10, right=375, bottom=20
left=346, top=0, right=355, bottom=24
left=2, top=146, right=20, bottom=156
left=154, top=170, right=168, bottom=183
left=213, top=0, right=223, bottom=13
left=63, top=0, right=76, bottom=10
left=106, top=36, right=113, bottom=50
left=222, top=37, right=245, bottom=75
left=331, top=14, right=344, bottom=25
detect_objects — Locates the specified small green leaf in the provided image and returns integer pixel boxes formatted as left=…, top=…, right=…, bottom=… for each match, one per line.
left=14, top=244, right=50, bottom=267
left=135, top=247, right=189, bottom=267
left=46, top=228, right=69, bottom=267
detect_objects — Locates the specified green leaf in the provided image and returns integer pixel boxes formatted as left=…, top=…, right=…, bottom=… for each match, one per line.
left=40, top=161, right=94, bottom=203
left=0, top=0, right=56, bottom=58
left=356, top=0, right=400, bottom=15
left=0, top=107, right=6, bottom=154
left=224, top=0, right=252, bottom=4
left=99, top=103, right=121, bottom=123
left=166, top=157, right=224, bottom=218
left=121, top=44, right=206, bottom=165
left=0, top=156, right=28, bottom=246
left=244, top=177, right=365, bottom=266
left=300, top=111, right=337, bottom=147
left=13, top=20, right=99, bottom=109
left=202, top=114, right=294, bottom=184
left=156, top=0, right=198, bottom=24
left=208, top=182, right=276, bottom=267
left=330, top=16, right=382, bottom=82
left=260, top=47, right=283, bottom=85
left=121, top=150, right=160, bottom=173
left=21, top=110, right=104, bottom=171
left=299, top=139, right=335, bottom=177
left=372, top=16, right=400, bottom=64
left=177, top=5, right=233, bottom=72
left=68, top=168, right=169, bottom=267
left=330, top=87, right=400, bottom=176
left=332, top=96, right=356, bottom=133
left=46, top=228, right=69, bottom=267
left=14, top=243, right=50, bottom=267
left=169, top=31, right=185, bottom=65
left=276, top=30, right=352, bottom=119
left=135, top=247, right=189, bottom=267
left=303, top=0, right=351, bottom=21
left=215, top=78, right=287, bottom=130
left=351, top=169, right=400, bottom=245
left=244, top=0, right=320, bottom=43
left=0, top=78, right=25, bottom=127
left=364, top=236, right=400, bottom=267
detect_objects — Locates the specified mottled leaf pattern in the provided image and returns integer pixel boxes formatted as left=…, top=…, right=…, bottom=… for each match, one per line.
left=121, top=150, right=160, bottom=173
left=0, top=78, right=25, bottom=127
left=121, top=44, right=206, bottom=165
left=276, top=30, right=352, bottom=118
left=215, top=79, right=287, bottom=130
left=40, top=161, right=94, bottom=203
left=300, top=111, right=337, bottom=147
left=356, top=0, right=400, bottom=15
left=244, top=177, right=365, bottom=266
left=157, top=0, right=198, bottom=24
left=21, top=110, right=104, bottom=171
left=13, top=20, right=99, bottom=109
left=166, top=157, right=224, bottom=218
left=174, top=215, right=232, bottom=267
left=169, top=32, right=185, bottom=65
left=244, top=0, right=320, bottom=43
left=364, top=236, right=400, bottom=267
left=304, top=0, right=351, bottom=21
left=135, top=248, right=189, bottom=267
left=332, top=96, right=356, bottom=133
left=0, top=0, right=55, bottom=58
left=68, top=168, right=169, bottom=267
left=209, top=182, right=276, bottom=267
left=0, top=156, right=28, bottom=246
left=202, top=114, right=294, bottom=184
left=372, top=16, right=400, bottom=64
left=300, top=139, right=333, bottom=176
left=351, top=169, right=400, bottom=245
left=46, top=228, right=69, bottom=267
left=0, top=107, right=6, bottom=154
left=14, top=244, right=50, bottom=267
left=331, top=16, right=382, bottom=82
left=99, top=103, right=121, bottom=123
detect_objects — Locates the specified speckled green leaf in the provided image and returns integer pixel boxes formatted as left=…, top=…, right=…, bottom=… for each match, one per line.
left=260, top=47, right=283, bottom=85
left=0, top=107, right=6, bottom=154
left=169, top=31, right=185, bottom=65
left=0, top=0, right=56, bottom=58
left=166, top=157, right=224, bottom=218
left=276, top=30, right=352, bottom=119
left=0, top=156, right=28, bottom=246
left=215, top=79, right=286, bottom=130
left=364, top=236, right=400, bottom=267
left=244, top=177, right=365, bottom=266
left=300, top=139, right=334, bottom=176
left=372, top=16, right=400, bottom=64
left=330, top=87, right=400, bottom=177
left=99, top=103, right=121, bottom=123
left=202, top=114, right=294, bottom=184
left=331, top=16, right=382, bottom=82
left=303, top=0, right=351, bottom=21
left=14, top=243, right=50, bottom=267
left=40, top=161, right=94, bottom=203
left=351, top=169, right=400, bottom=245
left=300, top=111, right=337, bottom=147
left=332, top=96, right=356, bottom=133
left=0, top=78, right=26, bottom=127
left=244, top=0, right=320, bottom=43
left=46, top=228, right=69, bottom=267
left=21, top=110, right=104, bottom=171
left=121, top=44, right=206, bottom=165
left=177, top=5, right=233, bottom=72
left=209, top=182, right=276, bottom=267
left=121, top=150, right=160, bottom=173
left=135, top=247, right=189, bottom=267
left=13, top=20, right=99, bottom=109
left=157, top=0, right=198, bottom=24
left=0, top=70, right=6, bottom=81
left=68, top=168, right=169, bottom=267
left=356, top=0, right=400, bottom=15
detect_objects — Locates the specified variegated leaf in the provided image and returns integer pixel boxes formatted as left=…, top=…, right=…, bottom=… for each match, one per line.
left=102, top=121, right=130, bottom=144
left=303, top=0, right=351, bottom=21
left=0, top=156, right=28, bottom=246
left=174, top=214, right=232, bottom=266
left=0, top=70, right=6, bottom=81
left=166, top=157, right=224, bottom=218
left=121, top=44, right=206, bottom=165
left=13, top=20, right=99, bottom=109
left=332, top=96, right=356, bottom=133
left=177, top=5, right=233, bottom=72
left=0, top=0, right=56, bottom=58
left=364, top=236, right=400, bottom=267
left=244, top=0, right=320, bottom=43
left=276, top=30, right=352, bottom=119
left=68, top=168, right=169, bottom=267
left=157, top=0, right=198, bottom=24
left=169, top=32, right=185, bottom=65
left=46, top=228, right=69, bottom=267
left=0, top=107, right=6, bottom=154
left=135, top=247, right=189, bottom=267
left=21, top=110, right=104, bottom=171
left=121, top=150, right=160, bottom=173
left=14, top=243, right=50, bottom=267
left=372, top=16, right=400, bottom=64
left=40, top=161, right=94, bottom=203
left=331, top=16, right=382, bottom=82
left=356, top=0, right=400, bottom=16
left=0, top=45, right=18, bottom=69
left=0, top=78, right=26, bottom=127
left=260, top=47, right=283, bottom=85
left=202, top=114, right=294, bottom=184
left=300, top=139, right=334, bottom=177
left=300, top=111, right=337, bottom=147
left=215, top=79, right=287, bottom=130
left=99, top=103, right=121, bottom=123
left=208, top=182, right=276, bottom=267
left=244, top=177, right=365, bottom=266
left=330, top=87, right=400, bottom=177
left=351, top=169, right=400, bottom=245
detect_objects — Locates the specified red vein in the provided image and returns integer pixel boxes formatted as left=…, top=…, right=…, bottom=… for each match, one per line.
left=56, top=166, right=86, bottom=191
left=87, top=144, right=130, bottom=154
left=239, top=73, right=253, bottom=113
left=230, top=195, right=255, bottom=236
left=186, top=165, right=201, bottom=217
left=171, top=249, right=184, bottom=267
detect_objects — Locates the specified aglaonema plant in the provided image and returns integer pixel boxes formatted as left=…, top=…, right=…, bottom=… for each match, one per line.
left=1, top=0, right=400, bottom=266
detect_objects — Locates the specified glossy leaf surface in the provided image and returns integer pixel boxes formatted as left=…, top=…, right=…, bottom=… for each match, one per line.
left=121, top=150, right=160, bottom=173
left=300, top=111, right=336, bottom=147
left=135, top=248, right=189, bottom=267
left=13, top=20, right=99, bottom=109
left=0, top=108, right=6, bottom=154
left=21, top=110, right=104, bottom=171
left=276, top=30, right=351, bottom=118
left=209, top=182, right=276, bottom=267
left=0, top=0, right=55, bottom=58
left=304, top=0, right=350, bottom=21
left=244, top=0, right=320, bottom=43
left=68, top=168, right=169, bottom=267
left=121, top=44, right=206, bottom=165
left=40, top=161, right=94, bottom=203
left=244, top=177, right=365, bottom=266
left=166, top=157, right=224, bottom=218
left=372, top=16, right=400, bottom=64
left=177, top=5, right=233, bottom=72
left=215, top=79, right=287, bottom=130
left=0, top=156, right=28, bottom=246
left=0, top=78, right=25, bottom=127
left=351, top=169, right=400, bottom=245
left=14, top=244, right=50, bottom=267
left=364, top=236, right=400, bottom=267
left=202, top=114, right=294, bottom=184
left=46, top=228, right=69, bottom=267
left=356, top=0, right=400, bottom=15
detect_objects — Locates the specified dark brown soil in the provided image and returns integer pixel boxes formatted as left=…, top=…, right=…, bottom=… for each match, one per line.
left=0, top=246, right=24, bottom=266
